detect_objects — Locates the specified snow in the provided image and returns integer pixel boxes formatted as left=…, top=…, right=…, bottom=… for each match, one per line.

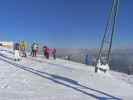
left=0, top=47, right=133, bottom=100
left=96, top=59, right=110, bottom=74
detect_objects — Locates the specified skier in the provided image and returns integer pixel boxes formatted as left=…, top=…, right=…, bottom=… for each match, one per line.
left=67, top=55, right=71, bottom=60
left=33, top=42, right=37, bottom=57
left=14, top=43, right=20, bottom=61
left=31, top=42, right=37, bottom=57
left=85, top=54, right=89, bottom=65
left=20, top=41, right=27, bottom=57
left=52, top=48, right=56, bottom=59
left=43, top=46, right=49, bottom=59
left=31, top=44, right=34, bottom=56
left=36, top=46, right=39, bottom=56
left=43, top=46, right=46, bottom=57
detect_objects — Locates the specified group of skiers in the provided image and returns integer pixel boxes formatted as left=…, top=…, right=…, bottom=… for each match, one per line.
left=43, top=46, right=56, bottom=59
left=14, top=41, right=56, bottom=61
left=31, top=42, right=56, bottom=59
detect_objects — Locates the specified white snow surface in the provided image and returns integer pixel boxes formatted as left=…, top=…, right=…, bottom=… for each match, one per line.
left=0, top=47, right=133, bottom=100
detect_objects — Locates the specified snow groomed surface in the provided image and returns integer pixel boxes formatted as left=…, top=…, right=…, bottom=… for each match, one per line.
left=0, top=47, right=133, bottom=100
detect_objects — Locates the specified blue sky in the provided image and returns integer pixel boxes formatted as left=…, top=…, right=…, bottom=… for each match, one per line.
left=0, top=0, right=132, bottom=48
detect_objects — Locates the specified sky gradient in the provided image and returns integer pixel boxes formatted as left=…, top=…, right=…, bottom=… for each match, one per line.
left=0, top=0, right=132, bottom=48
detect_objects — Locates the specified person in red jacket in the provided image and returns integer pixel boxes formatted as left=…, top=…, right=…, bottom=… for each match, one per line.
left=44, top=46, right=49, bottom=59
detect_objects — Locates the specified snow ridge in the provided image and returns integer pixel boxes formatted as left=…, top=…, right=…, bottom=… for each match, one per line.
left=0, top=47, right=133, bottom=100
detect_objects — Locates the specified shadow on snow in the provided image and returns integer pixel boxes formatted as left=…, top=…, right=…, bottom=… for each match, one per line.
left=0, top=55, right=122, bottom=100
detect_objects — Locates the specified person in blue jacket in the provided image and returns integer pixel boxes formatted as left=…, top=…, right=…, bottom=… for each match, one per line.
left=85, top=54, right=89, bottom=65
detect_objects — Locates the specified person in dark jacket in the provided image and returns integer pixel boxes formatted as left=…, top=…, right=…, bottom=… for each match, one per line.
left=52, top=48, right=56, bottom=59
left=43, top=46, right=46, bottom=57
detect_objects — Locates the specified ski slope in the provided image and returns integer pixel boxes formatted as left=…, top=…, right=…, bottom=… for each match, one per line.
left=0, top=47, right=133, bottom=100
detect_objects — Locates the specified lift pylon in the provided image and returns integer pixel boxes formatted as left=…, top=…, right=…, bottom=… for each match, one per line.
left=95, top=0, right=119, bottom=73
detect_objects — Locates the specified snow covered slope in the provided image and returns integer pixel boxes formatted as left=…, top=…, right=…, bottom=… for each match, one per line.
left=0, top=47, right=133, bottom=100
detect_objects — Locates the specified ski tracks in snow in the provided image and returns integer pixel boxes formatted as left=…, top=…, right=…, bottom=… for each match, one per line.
left=0, top=51, right=124, bottom=100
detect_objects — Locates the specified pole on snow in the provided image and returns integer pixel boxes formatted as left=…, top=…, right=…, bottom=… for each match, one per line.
left=95, top=0, right=119, bottom=73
